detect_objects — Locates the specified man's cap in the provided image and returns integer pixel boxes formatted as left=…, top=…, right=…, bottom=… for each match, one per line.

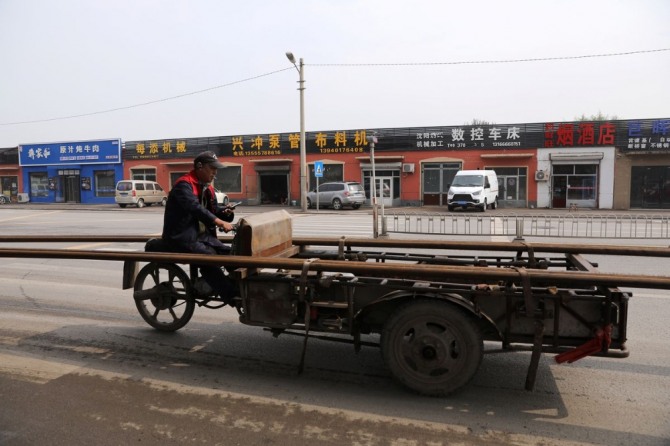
left=194, top=151, right=224, bottom=168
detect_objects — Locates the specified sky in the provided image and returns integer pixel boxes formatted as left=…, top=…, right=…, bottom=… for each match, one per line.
left=0, top=0, right=669, bottom=148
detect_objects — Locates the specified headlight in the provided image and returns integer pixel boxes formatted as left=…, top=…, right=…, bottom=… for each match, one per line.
left=472, top=190, right=481, bottom=196
left=447, top=191, right=454, bottom=197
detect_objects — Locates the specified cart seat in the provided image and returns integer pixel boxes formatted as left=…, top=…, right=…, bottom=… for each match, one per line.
left=234, top=210, right=296, bottom=257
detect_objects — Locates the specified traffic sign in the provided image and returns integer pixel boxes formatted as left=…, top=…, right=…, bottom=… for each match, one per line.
left=314, top=161, right=324, bottom=178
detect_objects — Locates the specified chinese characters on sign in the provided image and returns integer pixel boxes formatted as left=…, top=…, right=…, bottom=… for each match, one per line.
left=19, top=139, right=121, bottom=166
left=231, top=130, right=368, bottom=156
left=625, top=119, right=670, bottom=150
left=543, top=122, right=616, bottom=147
left=416, top=126, right=522, bottom=149
left=134, top=141, right=187, bottom=157
left=122, top=118, right=670, bottom=160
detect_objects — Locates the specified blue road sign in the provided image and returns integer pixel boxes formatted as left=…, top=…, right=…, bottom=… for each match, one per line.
left=19, top=139, right=121, bottom=166
left=314, top=161, right=324, bottom=178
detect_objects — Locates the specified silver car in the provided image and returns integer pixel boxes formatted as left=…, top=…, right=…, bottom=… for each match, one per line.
left=307, top=181, right=366, bottom=210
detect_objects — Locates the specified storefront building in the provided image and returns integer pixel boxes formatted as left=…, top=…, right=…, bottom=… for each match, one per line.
left=122, top=118, right=669, bottom=210
left=123, top=124, right=537, bottom=208
left=0, top=147, right=21, bottom=203
left=19, top=139, right=123, bottom=204
left=3, top=118, right=665, bottom=210
left=612, top=118, right=670, bottom=209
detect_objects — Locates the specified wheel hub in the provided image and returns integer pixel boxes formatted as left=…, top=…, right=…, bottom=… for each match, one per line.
left=421, top=345, right=438, bottom=360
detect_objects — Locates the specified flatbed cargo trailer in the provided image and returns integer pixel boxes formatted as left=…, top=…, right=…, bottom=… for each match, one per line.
left=1, top=210, right=669, bottom=396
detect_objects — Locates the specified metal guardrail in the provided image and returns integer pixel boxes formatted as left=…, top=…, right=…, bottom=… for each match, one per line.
left=385, top=213, right=670, bottom=239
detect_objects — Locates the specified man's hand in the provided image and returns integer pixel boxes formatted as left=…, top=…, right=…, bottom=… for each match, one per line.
left=214, top=218, right=234, bottom=233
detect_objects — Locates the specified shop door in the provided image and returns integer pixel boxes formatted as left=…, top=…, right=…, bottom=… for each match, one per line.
left=490, top=167, right=527, bottom=208
left=375, top=177, right=393, bottom=207
left=259, top=173, right=288, bottom=205
left=422, top=163, right=460, bottom=206
left=64, top=175, right=81, bottom=203
left=552, top=175, right=567, bottom=208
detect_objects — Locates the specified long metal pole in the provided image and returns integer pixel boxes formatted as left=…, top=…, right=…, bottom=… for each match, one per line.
left=369, top=136, right=378, bottom=238
left=2, top=235, right=670, bottom=258
left=298, top=58, right=307, bottom=212
left=2, top=247, right=670, bottom=290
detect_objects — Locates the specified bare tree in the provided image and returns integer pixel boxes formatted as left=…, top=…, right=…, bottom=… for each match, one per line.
left=575, top=112, right=619, bottom=121
left=466, top=118, right=495, bottom=126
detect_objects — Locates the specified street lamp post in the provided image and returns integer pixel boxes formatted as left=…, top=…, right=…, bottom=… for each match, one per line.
left=286, top=51, right=307, bottom=212
left=367, top=134, right=379, bottom=238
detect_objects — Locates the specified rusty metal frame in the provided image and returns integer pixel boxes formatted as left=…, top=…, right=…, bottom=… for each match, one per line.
left=1, top=235, right=669, bottom=393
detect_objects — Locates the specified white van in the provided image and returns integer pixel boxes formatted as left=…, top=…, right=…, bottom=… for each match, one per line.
left=447, top=170, right=499, bottom=212
left=115, top=180, right=167, bottom=208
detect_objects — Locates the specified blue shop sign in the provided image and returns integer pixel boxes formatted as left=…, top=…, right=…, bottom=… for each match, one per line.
left=19, top=139, right=121, bottom=166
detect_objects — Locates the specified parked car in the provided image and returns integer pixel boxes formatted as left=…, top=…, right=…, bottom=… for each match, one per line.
left=306, top=181, right=366, bottom=210
left=447, top=170, right=499, bottom=212
left=115, top=180, right=167, bottom=208
left=215, top=189, right=229, bottom=206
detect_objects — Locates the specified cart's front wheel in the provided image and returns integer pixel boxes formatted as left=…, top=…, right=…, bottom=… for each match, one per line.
left=133, top=262, right=195, bottom=331
left=381, top=299, right=483, bottom=396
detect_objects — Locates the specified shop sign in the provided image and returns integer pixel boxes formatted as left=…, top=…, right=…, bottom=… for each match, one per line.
left=123, top=118, right=670, bottom=159
left=19, top=139, right=121, bottom=166
left=622, top=119, right=670, bottom=151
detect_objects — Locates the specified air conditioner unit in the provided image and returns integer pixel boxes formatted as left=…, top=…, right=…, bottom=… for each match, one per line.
left=535, top=170, right=549, bottom=181
left=402, top=163, right=415, bottom=173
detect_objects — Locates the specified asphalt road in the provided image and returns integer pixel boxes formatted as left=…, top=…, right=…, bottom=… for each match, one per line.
left=0, top=207, right=669, bottom=445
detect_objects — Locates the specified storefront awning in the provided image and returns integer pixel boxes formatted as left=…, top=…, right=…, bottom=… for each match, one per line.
left=249, top=158, right=292, bottom=163
left=161, top=161, right=242, bottom=167
left=355, top=155, right=404, bottom=161
left=550, top=152, right=604, bottom=163
left=480, top=153, right=534, bottom=158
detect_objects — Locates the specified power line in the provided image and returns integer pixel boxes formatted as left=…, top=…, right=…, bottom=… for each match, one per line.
left=2, top=48, right=667, bottom=126
left=0, top=67, right=293, bottom=126
left=311, top=48, right=670, bottom=67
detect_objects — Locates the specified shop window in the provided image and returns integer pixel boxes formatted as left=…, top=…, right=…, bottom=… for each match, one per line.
left=422, top=162, right=461, bottom=205
left=94, top=170, right=116, bottom=197
left=551, top=164, right=598, bottom=206
left=214, top=166, right=242, bottom=193
left=553, top=165, right=573, bottom=175
left=169, top=167, right=241, bottom=194
left=131, top=169, right=157, bottom=181
left=568, top=176, right=596, bottom=200
left=29, top=172, right=49, bottom=197
left=1, top=176, right=18, bottom=200
left=309, top=164, right=343, bottom=189
left=487, top=167, right=527, bottom=204
left=631, top=166, right=670, bottom=209
left=170, top=172, right=186, bottom=187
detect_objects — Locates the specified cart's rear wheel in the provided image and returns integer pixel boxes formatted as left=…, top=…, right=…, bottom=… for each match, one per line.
left=133, top=262, right=195, bottom=331
left=381, top=299, right=483, bottom=396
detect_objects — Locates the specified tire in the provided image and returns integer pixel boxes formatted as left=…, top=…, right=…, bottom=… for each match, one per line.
left=223, top=196, right=229, bottom=206
left=332, top=198, right=343, bottom=210
left=160, top=197, right=167, bottom=206
left=352, top=203, right=361, bottom=210
left=381, top=299, right=483, bottom=396
left=447, top=205, right=454, bottom=212
left=480, top=200, right=487, bottom=212
left=0, top=196, right=8, bottom=204
left=136, top=198, right=145, bottom=208
left=491, top=197, right=498, bottom=210
left=118, top=204, right=127, bottom=208
left=306, top=197, right=312, bottom=209
left=133, top=262, right=195, bottom=332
